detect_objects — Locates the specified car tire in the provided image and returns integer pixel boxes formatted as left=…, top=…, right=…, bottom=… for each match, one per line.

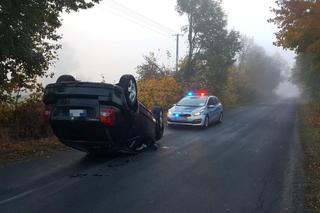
left=152, top=106, right=164, bottom=141
left=217, top=112, right=223, bottom=123
left=202, top=116, right=209, bottom=129
left=118, top=74, right=138, bottom=112
left=56, top=75, right=76, bottom=83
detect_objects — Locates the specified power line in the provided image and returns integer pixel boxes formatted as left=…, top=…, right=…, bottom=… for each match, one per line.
left=98, top=6, right=170, bottom=37
left=106, top=0, right=177, bottom=34
left=98, top=1, right=182, bottom=65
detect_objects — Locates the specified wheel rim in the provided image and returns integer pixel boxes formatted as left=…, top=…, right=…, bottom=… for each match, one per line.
left=205, top=117, right=209, bottom=127
left=127, top=80, right=136, bottom=104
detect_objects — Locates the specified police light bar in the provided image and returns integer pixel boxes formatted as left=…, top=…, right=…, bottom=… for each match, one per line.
left=187, top=92, right=194, bottom=96
left=186, top=90, right=207, bottom=97
left=198, top=90, right=207, bottom=96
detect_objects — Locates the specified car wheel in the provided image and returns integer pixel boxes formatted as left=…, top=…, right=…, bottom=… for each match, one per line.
left=152, top=106, right=164, bottom=140
left=56, top=75, right=76, bottom=83
left=203, top=116, right=209, bottom=129
left=218, top=112, right=223, bottom=123
left=118, top=74, right=138, bottom=112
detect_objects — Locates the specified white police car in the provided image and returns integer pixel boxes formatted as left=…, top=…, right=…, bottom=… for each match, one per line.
left=167, top=92, right=223, bottom=128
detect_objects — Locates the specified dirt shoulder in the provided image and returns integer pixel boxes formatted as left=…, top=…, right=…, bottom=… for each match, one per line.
left=0, top=137, right=68, bottom=166
left=299, top=102, right=320, bottom=212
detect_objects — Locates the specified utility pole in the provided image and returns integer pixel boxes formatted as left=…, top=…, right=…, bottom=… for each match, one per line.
left=173, top=34, right=183, bottom=73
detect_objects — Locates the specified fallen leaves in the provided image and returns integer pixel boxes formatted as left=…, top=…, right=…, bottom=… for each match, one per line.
left=0, top=137, right=68, bottom=166
left=299, top=101, right=320, bottom=211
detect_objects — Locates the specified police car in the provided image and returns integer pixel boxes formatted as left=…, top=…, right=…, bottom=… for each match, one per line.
left=167, top=92, right=223, bottom=128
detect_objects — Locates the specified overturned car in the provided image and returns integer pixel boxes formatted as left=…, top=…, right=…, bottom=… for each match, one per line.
left=43, top=74, right=164, bottom=154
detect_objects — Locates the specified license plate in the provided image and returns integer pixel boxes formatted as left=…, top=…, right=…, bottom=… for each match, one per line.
left=69, top=109, right=87, bottom=117
left=175, top=117, right=186, bottom=121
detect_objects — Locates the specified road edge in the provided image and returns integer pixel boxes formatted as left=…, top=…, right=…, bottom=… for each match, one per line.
left=280, top=110, right=306, bottom=212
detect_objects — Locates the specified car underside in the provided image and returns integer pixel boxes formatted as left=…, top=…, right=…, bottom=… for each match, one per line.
left=43, top=74, right=164, bottom=154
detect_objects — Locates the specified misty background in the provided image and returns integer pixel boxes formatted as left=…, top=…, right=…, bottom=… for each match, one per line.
left=47, top=0, right=299, bottom=97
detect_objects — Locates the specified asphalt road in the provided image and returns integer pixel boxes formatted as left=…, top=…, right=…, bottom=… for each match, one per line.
left=0, top=99, right=304, bottom=213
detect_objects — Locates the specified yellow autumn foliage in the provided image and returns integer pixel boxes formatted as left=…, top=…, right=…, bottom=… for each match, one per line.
left=138, top=76, right=184, bottom=110
left=223, top=66, right=249, bottom=108
left=270, top=0, right=320, bottom=54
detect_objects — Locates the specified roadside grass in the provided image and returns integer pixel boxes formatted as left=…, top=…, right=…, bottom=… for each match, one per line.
left=299, top=102, right=320, bottom=211
left=0, top=136, right=68, bottom=166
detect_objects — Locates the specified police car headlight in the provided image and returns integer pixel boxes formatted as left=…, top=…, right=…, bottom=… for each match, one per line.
left=167, top=111, right=172, bottom=116
left=193, top=110, right=204, bottom=116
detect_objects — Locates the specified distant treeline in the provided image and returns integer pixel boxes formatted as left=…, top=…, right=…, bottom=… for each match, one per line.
left=269, top=0, right=320, bottom=102
left=137, top=0, right=286, bottom=110
left=136, top=37, right=286, bottom=110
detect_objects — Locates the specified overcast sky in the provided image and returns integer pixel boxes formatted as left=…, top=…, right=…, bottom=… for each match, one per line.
left=48, top=0, right=299, bottom=97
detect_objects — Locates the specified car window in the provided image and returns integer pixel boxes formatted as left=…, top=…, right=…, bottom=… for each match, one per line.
left=177, top=96, right=208, bottom=107
left=208, top=98, right=215, bottom=106
left=213, top=98, right=219, bottom=105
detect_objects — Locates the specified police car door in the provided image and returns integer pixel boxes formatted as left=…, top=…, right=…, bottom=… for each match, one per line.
left=212, top=97, right=221, bottom=121
left=207, top=97, right=216, bottom=123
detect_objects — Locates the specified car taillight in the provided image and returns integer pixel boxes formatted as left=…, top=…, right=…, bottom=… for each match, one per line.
left=100, top=108, right=116, bottom=126
left=44, top=105, right=52, bottom=124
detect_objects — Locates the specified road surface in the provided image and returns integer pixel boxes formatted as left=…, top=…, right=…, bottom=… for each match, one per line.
left=0, top=99, right=304, bottom=213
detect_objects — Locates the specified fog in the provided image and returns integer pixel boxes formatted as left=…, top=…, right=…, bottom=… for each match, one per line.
left=45, top=0, right=299, bottom=97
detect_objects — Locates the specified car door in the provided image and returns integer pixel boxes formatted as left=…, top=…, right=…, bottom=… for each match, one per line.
left=213, top=97, right=222, bottom=121
left=207, top=97, right=216, bottom=123
left=212, top=97, right=221, bottom=121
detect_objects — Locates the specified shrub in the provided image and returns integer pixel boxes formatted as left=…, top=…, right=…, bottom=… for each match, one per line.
left=0, top=93, right=51, bottom=141
left=138, top=76, right=184, bottom=110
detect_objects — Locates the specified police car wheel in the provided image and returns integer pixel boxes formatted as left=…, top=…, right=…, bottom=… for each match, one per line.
left=218, top=112, right=223, bottom=123
left=203, top=116, right=209, bottom=129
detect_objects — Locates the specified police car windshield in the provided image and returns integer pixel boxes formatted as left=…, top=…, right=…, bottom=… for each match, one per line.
left=177, top=96, right=207, bottom=107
